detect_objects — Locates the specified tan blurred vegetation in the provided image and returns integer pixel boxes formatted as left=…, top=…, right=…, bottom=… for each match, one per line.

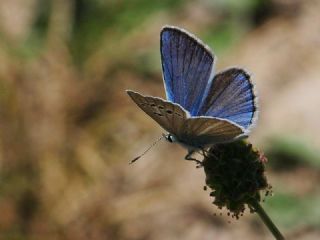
left=0, top=0, right=320, bottom=239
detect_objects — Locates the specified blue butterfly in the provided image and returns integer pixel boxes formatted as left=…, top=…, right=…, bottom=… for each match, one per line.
left=127, top=26, right=257, bottom=162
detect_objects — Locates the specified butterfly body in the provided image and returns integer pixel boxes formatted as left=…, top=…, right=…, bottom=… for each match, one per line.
left=127, top=26, right=257, bottom=153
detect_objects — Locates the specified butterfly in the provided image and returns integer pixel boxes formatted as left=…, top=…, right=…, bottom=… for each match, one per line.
left=127, top=26, right=257, bottom=163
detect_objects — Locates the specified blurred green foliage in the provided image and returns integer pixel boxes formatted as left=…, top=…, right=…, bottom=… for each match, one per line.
left=266, top=136, right=320, bottom=170
left=265, top=193, right=320, bottom=228
left=70, top=0, right=184, bottom=63
left=5, top=0, right=275, bottom=61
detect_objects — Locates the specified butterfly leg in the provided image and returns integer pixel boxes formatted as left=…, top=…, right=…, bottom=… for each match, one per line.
left=201, top=148, right=218, bottom=161
left=201, top=148, right=209, bottom=158
left=185, top=150, right=203, bottom=167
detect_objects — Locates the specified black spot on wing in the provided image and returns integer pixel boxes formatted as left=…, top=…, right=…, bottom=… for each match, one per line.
left=166, top=109, right=173, bottom=114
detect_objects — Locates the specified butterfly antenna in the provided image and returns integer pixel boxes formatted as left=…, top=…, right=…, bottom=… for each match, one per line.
left=129, top=135, right=165, bottom=164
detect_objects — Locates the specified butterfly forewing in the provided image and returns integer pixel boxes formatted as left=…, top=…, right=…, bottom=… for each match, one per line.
left=198, top=68, right=257, bottom=129
left=126, top=90, right=188, bottom=135
left=161, top=26, right=215, bottom=116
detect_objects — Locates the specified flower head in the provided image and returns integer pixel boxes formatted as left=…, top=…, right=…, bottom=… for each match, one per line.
left=203, top=140, right=270, bottom=218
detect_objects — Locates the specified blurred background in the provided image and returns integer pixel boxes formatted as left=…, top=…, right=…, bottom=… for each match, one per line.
left=0, top=0, right=320, bottom=239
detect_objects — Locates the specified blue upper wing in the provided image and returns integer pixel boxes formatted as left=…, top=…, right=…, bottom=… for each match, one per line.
left=198, top=68, right=257, bottom=130
left=161, top=26, right=214, bottom=116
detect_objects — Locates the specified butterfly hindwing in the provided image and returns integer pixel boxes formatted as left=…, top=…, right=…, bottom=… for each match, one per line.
left=198, top=68, right=257, bottom=130
left=178, top=117, right=244, bottom=147
left=126, top=90, right=188, bottom=135
left=161, top=26, right=215, bottom=116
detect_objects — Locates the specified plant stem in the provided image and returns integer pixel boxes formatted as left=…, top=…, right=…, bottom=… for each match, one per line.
left=249, top=199, right=285, bottom=240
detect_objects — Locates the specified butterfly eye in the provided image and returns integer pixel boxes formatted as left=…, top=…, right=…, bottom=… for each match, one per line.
left=165, top=134, right=173, bottom=143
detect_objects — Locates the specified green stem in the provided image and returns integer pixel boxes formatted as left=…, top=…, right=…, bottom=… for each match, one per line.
left=249, top=199, right=285, bottom=240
